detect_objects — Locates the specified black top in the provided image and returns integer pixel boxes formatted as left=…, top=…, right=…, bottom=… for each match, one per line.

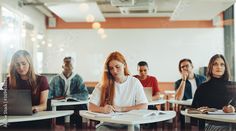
left=6, top=75, right=49, bottom=106
left=192, top=77, right=236, bottom=109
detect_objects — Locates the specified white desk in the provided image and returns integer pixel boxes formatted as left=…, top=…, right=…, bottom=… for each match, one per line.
left=168, top=99, right=192, bottom=106
left=51, top=100, right=89, bottom=111
left=51, top=99, right=88, bottom=123
left=80, top=110, right=176, bottom=131
left=148, top=99, right=166, bottom=106
left=181, top=110, right=236, bottom=131
left=181, top=110, right=236, bottom=123
left=0, top=111, right=73, bottom=126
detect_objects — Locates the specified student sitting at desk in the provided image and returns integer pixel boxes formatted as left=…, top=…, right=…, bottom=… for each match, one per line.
left=2, top=50, right=50, bottom=128
left=192, top=54, right=236, bottom=130
left=4, top=50, right=49, bottom=113
left=48, top=56, right=88, bottom=127
left=134, top=61, right=160, bottom=110
left=175, top=58, right=206, bottom=100
left=89, top=51, right=148, bottom=130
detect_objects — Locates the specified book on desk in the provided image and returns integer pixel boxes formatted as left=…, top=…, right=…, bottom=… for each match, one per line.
left=86, top=110, right=165, bottom=118
left=57, top=97, right=80, bottom=102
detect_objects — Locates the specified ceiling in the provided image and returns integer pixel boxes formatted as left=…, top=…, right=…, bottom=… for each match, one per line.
left=22, top=0, right=236, bottom=22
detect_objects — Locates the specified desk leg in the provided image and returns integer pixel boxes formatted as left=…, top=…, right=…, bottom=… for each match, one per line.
left=128, top=125, right=134, bottom=131
left=52, top=106, right=56, bottom=127
left=65, top=116, right=70, bottom=123
left=128, top=124, right=139, bottom=131
left=229, top=123, right=232, bottom=131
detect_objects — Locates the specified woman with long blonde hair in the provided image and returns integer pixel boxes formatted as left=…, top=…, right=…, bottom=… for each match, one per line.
left=6, top=50, right=49, bottom=113
left=89, top=51, right=147, bottom=130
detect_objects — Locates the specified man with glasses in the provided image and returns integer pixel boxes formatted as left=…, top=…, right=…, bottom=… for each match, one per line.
left=175, top=58, right=206, bottom=130
left=175, top=59, right=206, bottom=100
left=49, top=56, right=88, bottom=127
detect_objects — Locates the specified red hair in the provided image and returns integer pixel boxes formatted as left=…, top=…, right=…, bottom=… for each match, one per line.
left=100, top=51, right=130, bottom=106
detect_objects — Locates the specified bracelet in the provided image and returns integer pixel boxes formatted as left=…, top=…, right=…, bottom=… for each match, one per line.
left=182, top=79, right=186, bottom=81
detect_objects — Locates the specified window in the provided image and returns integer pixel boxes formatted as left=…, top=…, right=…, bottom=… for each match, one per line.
left=0, top=7, right=22, bottom=82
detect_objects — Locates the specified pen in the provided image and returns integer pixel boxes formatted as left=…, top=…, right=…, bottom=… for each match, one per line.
left=227, top=99, right=233, bottom=105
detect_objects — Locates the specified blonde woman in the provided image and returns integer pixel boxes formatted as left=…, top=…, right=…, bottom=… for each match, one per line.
left=5, top=50, right=49, bottom=113
left=89, top=51, right=148, bottom=130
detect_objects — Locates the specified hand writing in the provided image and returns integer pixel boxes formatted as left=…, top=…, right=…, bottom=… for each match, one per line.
left=103, top=105, right=115, bottom=114
left=112, top=105, right=124, bottom=112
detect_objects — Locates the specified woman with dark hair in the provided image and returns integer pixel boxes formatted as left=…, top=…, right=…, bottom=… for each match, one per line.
left=89, top=51, right=148, bottom=130
left=192, top=54, right=235, bottom=130
left=5, top=50, right=49, bottom=113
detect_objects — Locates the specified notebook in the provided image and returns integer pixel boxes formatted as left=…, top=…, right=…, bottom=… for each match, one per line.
left=0, top=89, right=33, bottom=115
left=144, top=87, right=153, bottom=102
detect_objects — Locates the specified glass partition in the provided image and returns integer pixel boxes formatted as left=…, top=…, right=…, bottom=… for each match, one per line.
left=0, top=6, right=22, bottom=82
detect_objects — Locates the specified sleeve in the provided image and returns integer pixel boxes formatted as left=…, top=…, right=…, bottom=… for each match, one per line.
left=39, top=76, right=49, bottom=92
left=71, top=75, right=89, bottom=100
left=89, top=83, right=102, bottom=106
left=48, top=77, right=56, bottom=99
left=174, top=80, right=180, bottom=90
left=134, top=78, right=148, bottom=104
left=153, top=77, right=160, bottom=93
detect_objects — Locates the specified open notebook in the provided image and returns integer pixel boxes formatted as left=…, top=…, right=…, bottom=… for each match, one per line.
left=57, top=97, right=80, bottom=102
left=125, top=110, right=165, bottom=117
left=86, top=110, right=165, bottom=118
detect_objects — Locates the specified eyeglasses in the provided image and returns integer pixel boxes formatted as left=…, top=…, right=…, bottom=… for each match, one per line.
left=181, top=64, right=190, bottom=69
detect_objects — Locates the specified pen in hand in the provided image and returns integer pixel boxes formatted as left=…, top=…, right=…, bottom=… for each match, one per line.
left=228, top=99, right=233, bottom=105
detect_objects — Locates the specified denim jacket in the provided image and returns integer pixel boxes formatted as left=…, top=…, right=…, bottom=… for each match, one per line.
left=175, top=74, right=206, bottom=100
left=49, top=73, right=88, bottom=100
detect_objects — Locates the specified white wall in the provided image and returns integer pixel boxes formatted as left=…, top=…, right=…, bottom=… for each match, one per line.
left=43, top=28, right=224, bottom=82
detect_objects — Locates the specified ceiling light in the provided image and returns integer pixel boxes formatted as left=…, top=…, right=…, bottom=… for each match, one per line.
left=101, top=34, right=107, bottom=39
left=48, top=43, right=52, bottom=47
left=97, top=28, right=104, bottom=34
left=92, top=22, right=101, bottom=29
left=31, top=37, right=36, bottom=42
left=41, top=41, right=46, bottom=45
left=86, top=14, right=95, bottom=22
left=37, top=34, right=44, bottom=40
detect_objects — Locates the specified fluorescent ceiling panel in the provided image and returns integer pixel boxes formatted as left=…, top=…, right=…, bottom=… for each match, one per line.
left=46, top=2, right=105, bottom=22
left=170, top=0, right=236, bottom=20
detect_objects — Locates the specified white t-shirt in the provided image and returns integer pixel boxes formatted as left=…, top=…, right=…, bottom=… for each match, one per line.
left=189, top=79, right=197, bottom=97
left=90, top=76, right=148, bottom=106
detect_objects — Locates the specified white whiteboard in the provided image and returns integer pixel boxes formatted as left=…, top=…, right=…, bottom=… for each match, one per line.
left=42, top=28, right=224, bottom=82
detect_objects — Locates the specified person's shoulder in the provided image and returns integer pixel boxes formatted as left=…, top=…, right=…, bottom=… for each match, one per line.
left=133, top=75, right=139, bottom=78
left=175, top=79, right=182, bottom=84
left=37, top=75, right=47, bottom=81
left=195, top=74, right=206, bottom=80
left=148, top=75, right=158, bottom=80
left=198, top=81, right=209, bottom=89
left=73, top=73, right=84, bottom=79
left=94, top=83, right=102, bottom=90
left=36, top=75, right=49, bottom=84
left=129, top=76, right=139, bottom=81
left=50, top=74, right=60, bottom=81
